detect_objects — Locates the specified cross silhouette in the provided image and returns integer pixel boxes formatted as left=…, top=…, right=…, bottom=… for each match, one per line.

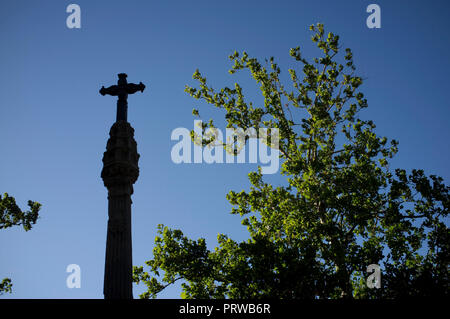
left=100, top=73, right=145, bottom=122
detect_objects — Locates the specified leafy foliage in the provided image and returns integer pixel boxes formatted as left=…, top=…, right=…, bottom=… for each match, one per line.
left=0, top=278, right=12, bottom=296
left=0, top=193, right=41, bottom=231
left=134, top=24, right=449, bottom=298
left=0, top=193, right=41, bottom=295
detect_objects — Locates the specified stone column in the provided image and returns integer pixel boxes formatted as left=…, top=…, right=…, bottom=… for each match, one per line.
left=101, top=121, right=139, bottom=299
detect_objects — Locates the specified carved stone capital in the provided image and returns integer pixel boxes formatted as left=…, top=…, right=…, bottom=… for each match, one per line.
left=101, top=121, right=140, bottom=189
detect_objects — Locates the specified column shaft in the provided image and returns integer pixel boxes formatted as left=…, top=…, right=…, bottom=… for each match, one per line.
left=104, top=191, right=133, bottom=299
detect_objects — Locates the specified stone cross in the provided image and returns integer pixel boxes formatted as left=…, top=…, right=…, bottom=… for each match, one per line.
left=100, top=73, right=145, bottom=122
left=100, top=73, right=144, bottom=299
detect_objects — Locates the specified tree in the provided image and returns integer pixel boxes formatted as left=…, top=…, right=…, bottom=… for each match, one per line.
left=133, top=24, right=449, bottom=299
left=0, top=193, right=41, bottom=295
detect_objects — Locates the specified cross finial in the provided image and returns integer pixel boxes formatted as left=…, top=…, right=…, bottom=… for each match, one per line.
left=100, top=73, right=145, bottom=122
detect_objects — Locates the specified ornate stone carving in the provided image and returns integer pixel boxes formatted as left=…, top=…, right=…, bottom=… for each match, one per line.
left=101, top=121, right=139, bottom=189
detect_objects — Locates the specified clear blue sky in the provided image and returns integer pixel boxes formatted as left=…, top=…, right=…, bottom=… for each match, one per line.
left=0, top=0, right=449, bottom=298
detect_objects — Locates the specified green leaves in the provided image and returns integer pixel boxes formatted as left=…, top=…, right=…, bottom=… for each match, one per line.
left=0, top=278, right=12, bottom=295
left=136, top=24, right=449, bottom=299
left=133, top=224, right=215, bottom=298
left=0, top=193, right=41, bottom=231
left=0, top=193, right=41, bottom=295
